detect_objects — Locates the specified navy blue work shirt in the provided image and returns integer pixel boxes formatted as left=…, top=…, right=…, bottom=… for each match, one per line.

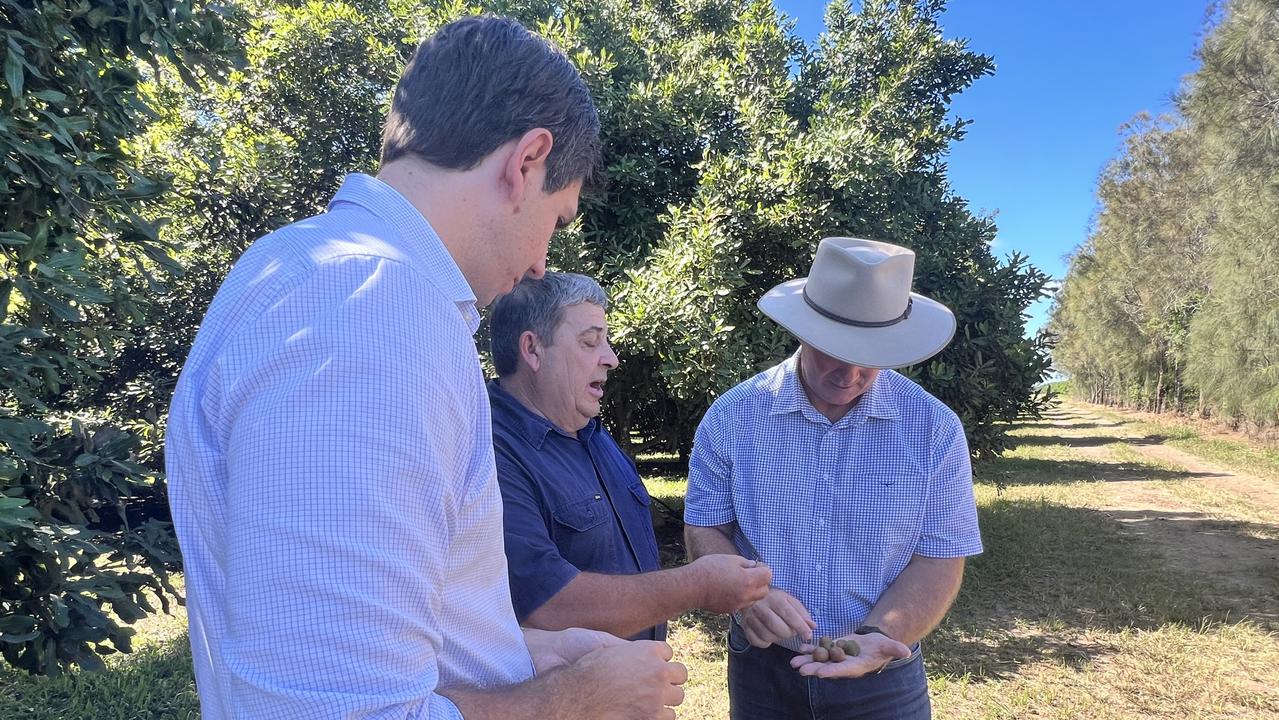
left=488, top=380, right=666, bottom=641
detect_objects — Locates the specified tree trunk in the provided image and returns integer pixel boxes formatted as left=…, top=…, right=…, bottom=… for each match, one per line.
left=611, top=403, right=634, bottom=458
left=1173, top=359, right=1183, bottom=413
left=1155, top=363, right=1165, bottom=414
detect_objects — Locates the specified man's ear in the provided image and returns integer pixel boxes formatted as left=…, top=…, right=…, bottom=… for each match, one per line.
left=502, top=128, right=554, bottom=208
left=518, top=330, right=542, bottom=372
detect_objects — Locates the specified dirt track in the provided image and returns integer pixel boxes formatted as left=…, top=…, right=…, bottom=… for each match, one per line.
left=1040, top=403, right=1279, bottom=623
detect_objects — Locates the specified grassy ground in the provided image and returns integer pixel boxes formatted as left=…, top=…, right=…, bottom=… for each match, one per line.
left=1081, top=403, right=1279, bottom=484
left=4, top=405, right=1276, bottom=719
left=0, top=603, right=195, bottom=720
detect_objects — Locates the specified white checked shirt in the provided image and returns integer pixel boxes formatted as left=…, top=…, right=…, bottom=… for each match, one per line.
left=685, top=354, right=983, bottom=644
left=166, top=174, right=533, bottom=719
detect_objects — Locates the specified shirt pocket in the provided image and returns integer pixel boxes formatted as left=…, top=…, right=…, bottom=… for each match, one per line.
left=550, top=494, right=612, bottom=566
left=552, top=494, right=609, bottom=532
left=843, top=455, right=928, bottom=557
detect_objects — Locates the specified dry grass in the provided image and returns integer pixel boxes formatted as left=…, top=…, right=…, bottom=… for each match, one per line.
left=5, top=408, right=1277, bottom=719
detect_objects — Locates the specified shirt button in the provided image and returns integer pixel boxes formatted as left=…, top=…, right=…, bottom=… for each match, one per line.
left=816, top=517, right=826, bottom=526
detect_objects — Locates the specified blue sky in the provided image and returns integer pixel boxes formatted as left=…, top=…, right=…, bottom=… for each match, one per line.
left=771, top=0, right=1211, bottom=335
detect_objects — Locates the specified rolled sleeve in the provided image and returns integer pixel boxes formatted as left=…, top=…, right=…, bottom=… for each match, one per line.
left=494, top=452, right=582, bottom=620
left=916, top=411, right=984, bottom=558
left=684, top=402, right=737, bottom=528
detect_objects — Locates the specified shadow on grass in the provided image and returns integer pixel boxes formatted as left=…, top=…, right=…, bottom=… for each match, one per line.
left=651, top=500, right=689, bottom=568
left=928, top=499, right=1279, bottom=683
left=1038, top=410, right=1091, bottom=419
left=1102, top=508, right=1279, bottom=608
left=0, top=634, right=197, bottom=720
left=975, top=457, right=1227, bottom=486
left=1013, top=421, right=1122, bottom=431
left=675, top=610, right=730, bottom=647
left=1011, top=433, right=1172, bottom=448
left=636, top=457, right=689, bottom=476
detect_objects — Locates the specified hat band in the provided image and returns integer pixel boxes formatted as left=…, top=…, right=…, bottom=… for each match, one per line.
left=802, top=287, right=913, bottom=328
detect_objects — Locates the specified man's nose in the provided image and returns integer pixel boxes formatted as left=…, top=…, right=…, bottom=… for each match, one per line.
left=601, top=342, right=619, bottom=369
left=834, top=366, right=860, bottom=383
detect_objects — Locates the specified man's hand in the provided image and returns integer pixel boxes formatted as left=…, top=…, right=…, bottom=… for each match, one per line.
left=444, top=637, right=685, bottom=719
left=688, top=554, right=772, bottom=614
left=570, top=640, right=688, bottom=719
left=788, top=632, right=911, bottom=679
left=739, top=588, right=816, bottom=648
left=523, top=627, right=624, bottom=673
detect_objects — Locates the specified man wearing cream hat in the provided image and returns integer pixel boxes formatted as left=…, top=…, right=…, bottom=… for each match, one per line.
left=684, top=238, right=983, bottom=719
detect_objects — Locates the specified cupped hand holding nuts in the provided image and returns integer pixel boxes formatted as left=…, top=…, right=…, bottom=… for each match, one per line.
left=789, top=631, right=911, bottom=680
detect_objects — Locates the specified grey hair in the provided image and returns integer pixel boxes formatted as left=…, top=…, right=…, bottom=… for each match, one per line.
left=490, top=271, right=609, bottom=377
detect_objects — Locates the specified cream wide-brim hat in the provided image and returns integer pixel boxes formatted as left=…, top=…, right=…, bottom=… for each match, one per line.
left=757, top=237, right=957, bottom=369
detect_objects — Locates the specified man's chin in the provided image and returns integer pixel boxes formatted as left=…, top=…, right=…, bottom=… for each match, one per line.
left=480, top=284, right=515, bottom=308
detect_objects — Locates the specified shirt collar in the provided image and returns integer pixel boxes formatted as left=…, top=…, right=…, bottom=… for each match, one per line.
left=768, top=353, right=809, bottom=417
left=488, top=379, right=599, bottom=449
left=327, top=173, right=481, bottom=334
left=769, top=352, right=899, bottom=424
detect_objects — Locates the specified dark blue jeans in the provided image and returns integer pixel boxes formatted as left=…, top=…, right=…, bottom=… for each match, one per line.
left=726, top=621, right=931, bottom=720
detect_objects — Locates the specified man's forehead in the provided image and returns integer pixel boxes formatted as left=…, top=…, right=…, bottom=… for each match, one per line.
left=561, top=302, right=607, bottom=328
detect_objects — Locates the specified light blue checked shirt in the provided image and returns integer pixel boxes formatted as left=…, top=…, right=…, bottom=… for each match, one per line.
left=685, top=354, right=983, bottom=644
left=166, top=174, right=533, bottom=719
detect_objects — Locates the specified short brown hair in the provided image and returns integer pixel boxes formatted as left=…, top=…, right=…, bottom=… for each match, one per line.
left=381, top=15, right=602, bottom=192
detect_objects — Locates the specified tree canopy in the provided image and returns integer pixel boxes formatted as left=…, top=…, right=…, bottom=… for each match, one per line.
left=2, top=0, right=1052, bottom=672
left=1051, top=0, right=1279, bottom=429
left=0, top=0, right=239, bottom=673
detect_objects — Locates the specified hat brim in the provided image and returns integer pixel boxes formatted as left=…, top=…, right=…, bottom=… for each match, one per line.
left=758, top=278, right=956, bottom=369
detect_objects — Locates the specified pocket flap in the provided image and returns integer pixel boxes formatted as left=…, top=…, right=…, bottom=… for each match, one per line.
left=552, top=495, right=608, bottom=532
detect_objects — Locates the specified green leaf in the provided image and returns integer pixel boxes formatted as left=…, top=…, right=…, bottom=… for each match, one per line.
left=50, top=598, right=69, bottom=629
left=61, top=116, right=90, bottom=134
left=0, top=514, right=38, bottom=531
left=5, top=48, right=23, bottom=101
left=47, top=251, right=85, bottom=270
left=77, top=650, right=106, bottom=671
left=17, top=221, right=48, bottom=263
left=62, top=284, right=113, bottom=305
left=13, top=279, right=83, bottom=322
left=31, top=89, right=67, bottom=103
left=0, top=615, right=38, bottom=637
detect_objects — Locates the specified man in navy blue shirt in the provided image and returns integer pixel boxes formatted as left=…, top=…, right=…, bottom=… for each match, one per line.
left=489, top=272, right=771, bottom=640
